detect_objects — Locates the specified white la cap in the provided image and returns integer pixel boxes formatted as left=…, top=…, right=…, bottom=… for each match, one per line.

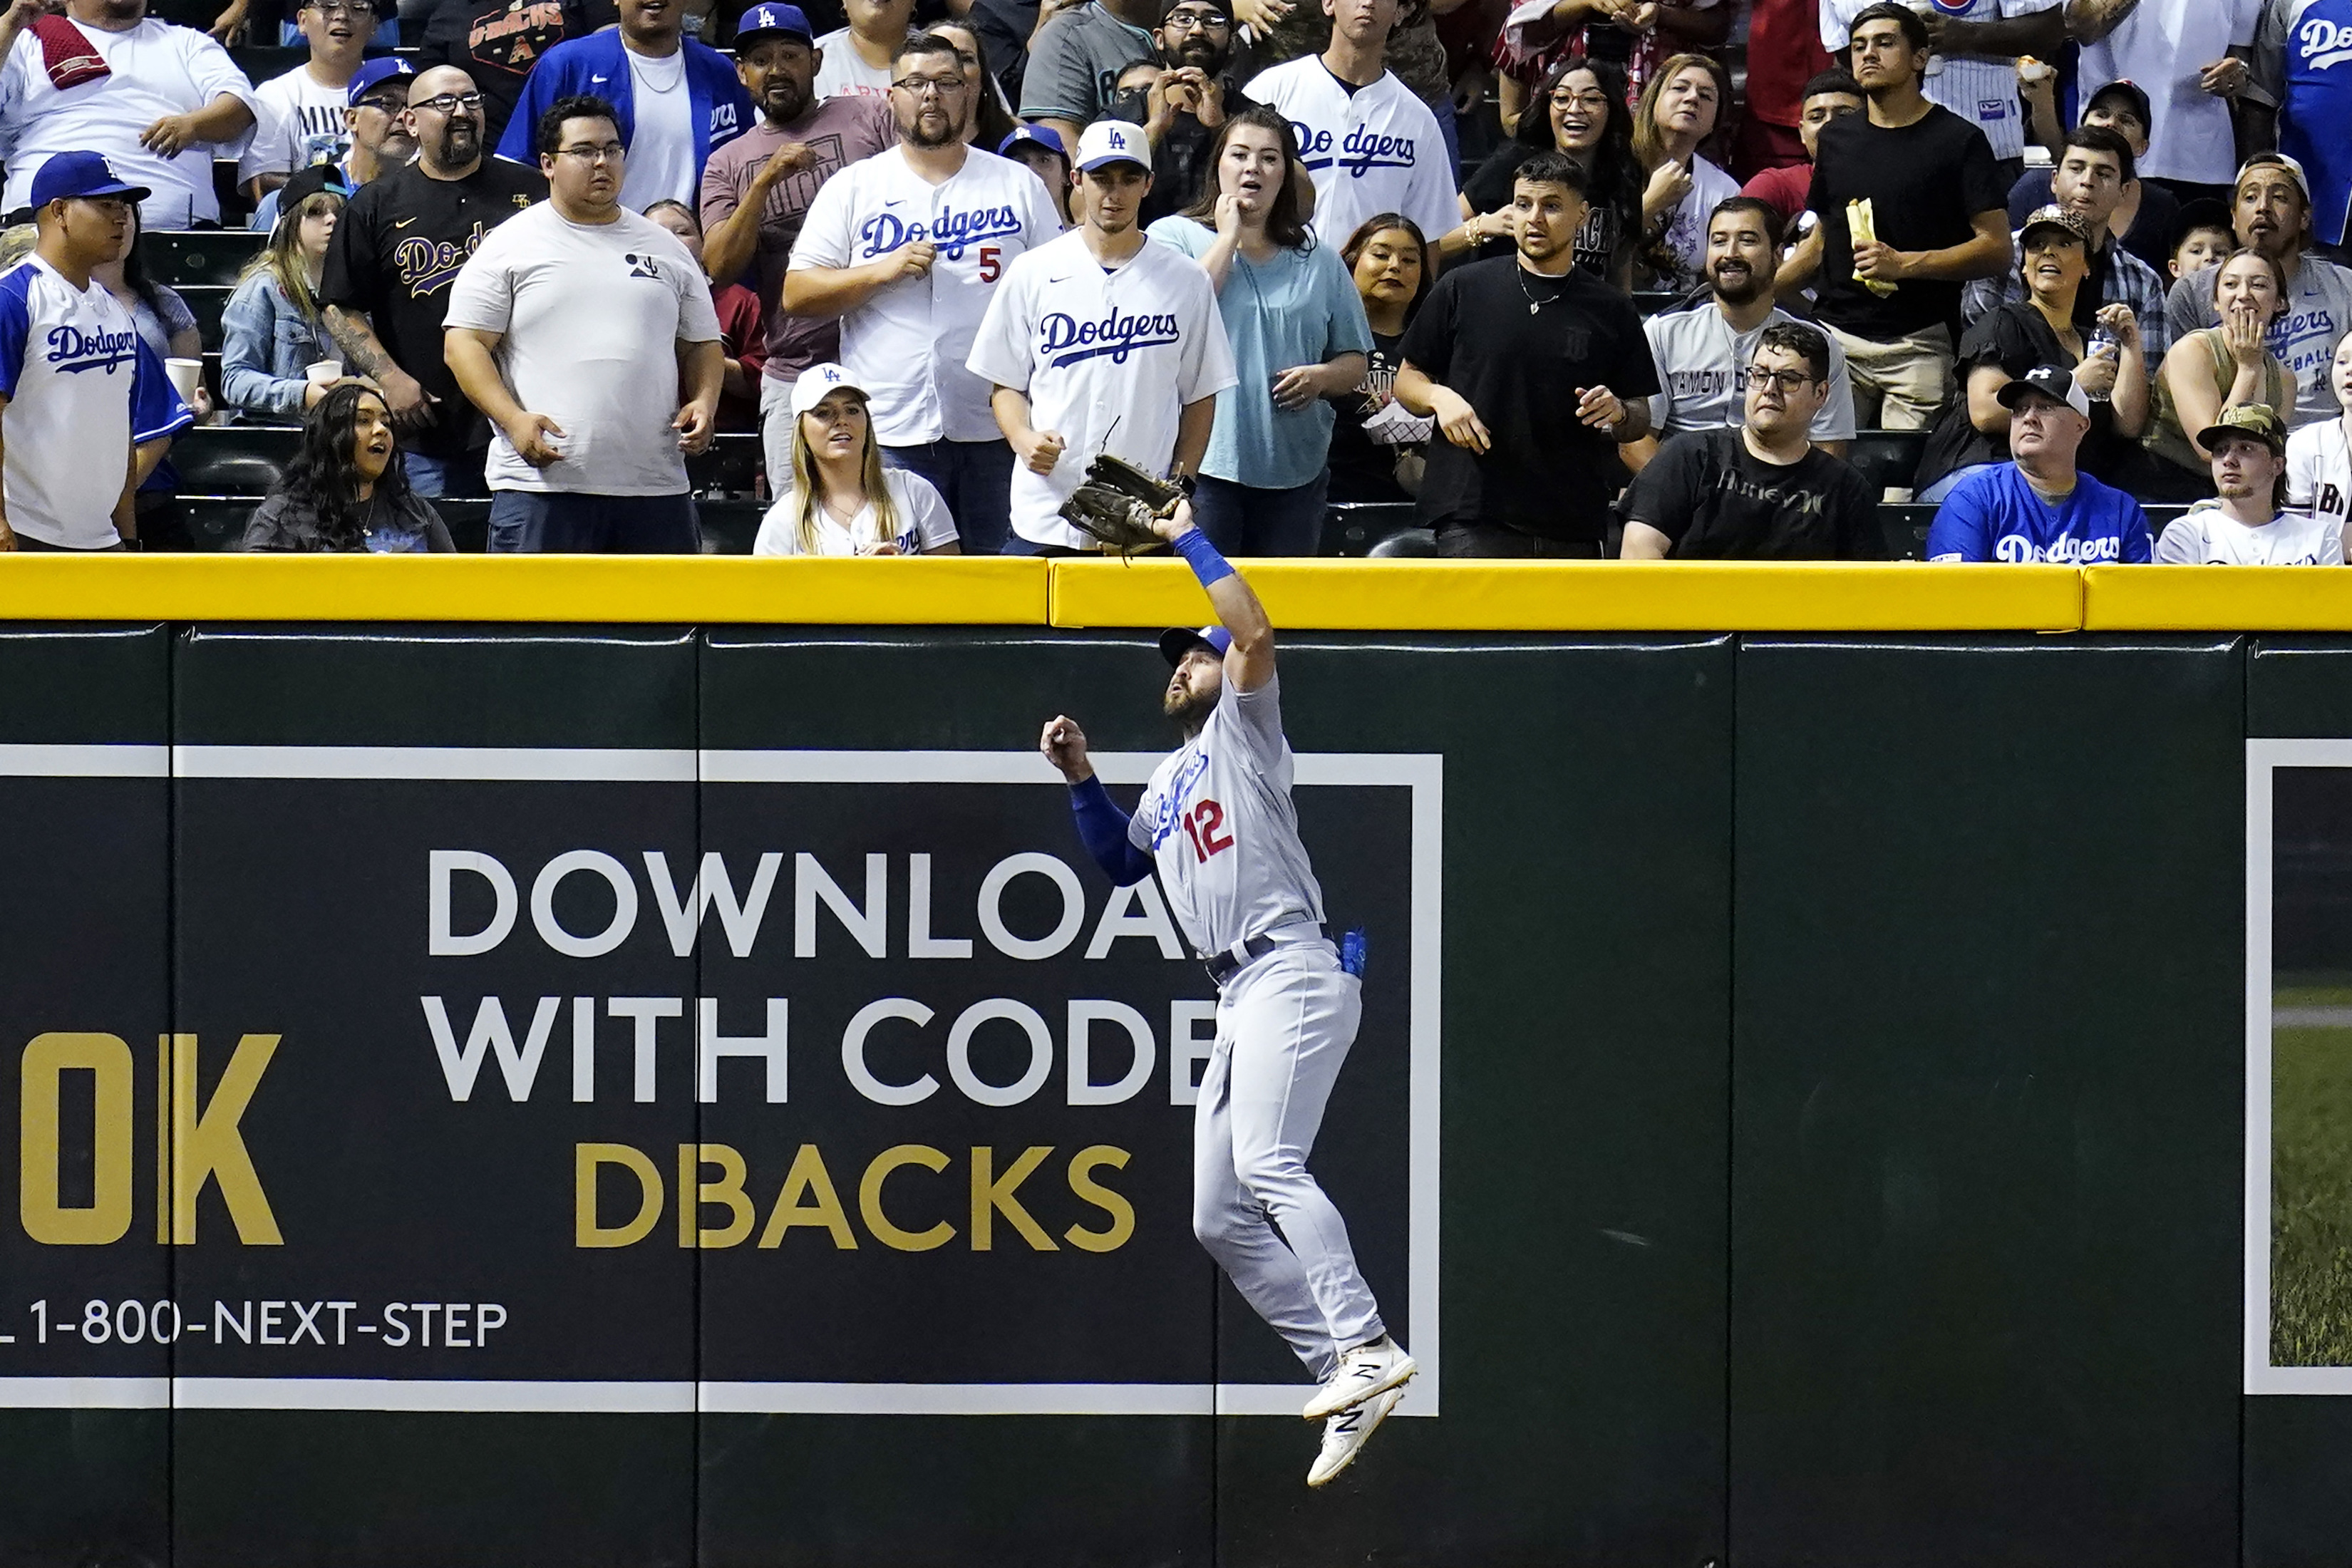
left=1074, top=118, right=1150, bottom=172
left=788, top=362, right=868, bottom=416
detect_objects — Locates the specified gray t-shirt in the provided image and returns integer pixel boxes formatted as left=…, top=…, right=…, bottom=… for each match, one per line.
left=2165, top=253, right=2352, bottom=426
left=1016, top=1, right=1155, bottom=123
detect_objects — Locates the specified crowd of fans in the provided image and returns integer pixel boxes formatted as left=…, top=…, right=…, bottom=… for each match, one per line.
left=1, top=0, right=2352, bottom=564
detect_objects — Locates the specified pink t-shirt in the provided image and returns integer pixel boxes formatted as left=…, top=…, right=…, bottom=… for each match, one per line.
left=697, top=93, right=896, bottom=383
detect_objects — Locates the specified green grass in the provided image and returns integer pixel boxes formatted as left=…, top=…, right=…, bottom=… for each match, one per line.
left=2272, top=1004, right=2352, bottom=1366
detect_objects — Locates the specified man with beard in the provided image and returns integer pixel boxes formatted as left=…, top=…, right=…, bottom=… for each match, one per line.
left=2156, top=402, right=2344, bottom=562
left=700, top=6, right=894, bottom=435
left=968, top=120, right=1234, bottom=552
left=247, top=58, right=416, bottom=232
left=785, top=33, right=1061, bottom=552
left=494, top=0, right=753, bottom=208
left=1391, top=151, right=1659, bottom=557
left=446, top=95, right=723, bottom=552
left=1130, top=0, right=1249, bottom=226
left=1637, top=197, right=1855, bottom=464
left=0, top=0, right=258, bottom=227
left=1963, top=125, right=2169, bottom=357
left=323, top=65, right=547, bottom=498
left=2163, top=154, right=2352, bottom=427
left=1621, top=322, right=1881, bottom=559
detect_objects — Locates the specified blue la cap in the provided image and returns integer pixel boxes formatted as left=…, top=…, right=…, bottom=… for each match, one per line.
left=26, top=152, right=149, bottom=212
left=1158, top=625, right=1232, bottom=666
left=346, top=56, right=414, bottom=107
left=733, top=2, right=813, bottom=44
left=999, top=124, right=1068, bottom=160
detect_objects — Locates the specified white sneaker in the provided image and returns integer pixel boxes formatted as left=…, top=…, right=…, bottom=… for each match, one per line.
left=1307, top=1386, right=1403, bottom=1487
left=1301, top=1335, right=1417, bottom=1420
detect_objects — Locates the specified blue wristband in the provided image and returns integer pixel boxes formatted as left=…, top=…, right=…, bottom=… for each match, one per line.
left=1172, top=527, right=1234, bottom=587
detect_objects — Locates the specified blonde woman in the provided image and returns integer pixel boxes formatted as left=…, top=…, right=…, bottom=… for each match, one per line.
left=221, top=164, right=347, bottom=421
left=752, top=366, right=961, bottom=557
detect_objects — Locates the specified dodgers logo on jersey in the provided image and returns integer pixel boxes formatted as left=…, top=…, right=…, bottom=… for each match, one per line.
left=1142, top=749, right=1212, bottom=850
left=2299, top=9, right=2352, bottom=68
left=395, top=222, right=489, bottom=297
left=1993, top=532, right=2125, bottom=563
left=1038, top=305, right=1183, bottom=368
left=1289, top=121, right=1418, bottom=177
left=857, top=203, right=1026, bottom=262
left=1929, top=0, right=1974, bottom=14
left=44, top=322, right=137, bottom=374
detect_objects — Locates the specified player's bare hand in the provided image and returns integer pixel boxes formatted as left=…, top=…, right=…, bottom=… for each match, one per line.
left=1432, top=388, right=1490, bottom=453
left=1147, top=495, right=1196, bottom=542
left=1575, top=384, right=1625, bottom=430
left=1016, top=426, right=1066, bottom=475
left=1041, top=716, right=1093, bottom=782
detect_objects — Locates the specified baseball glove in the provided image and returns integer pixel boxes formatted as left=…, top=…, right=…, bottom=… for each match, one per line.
left=1058, top=453, right=1185, bottom=557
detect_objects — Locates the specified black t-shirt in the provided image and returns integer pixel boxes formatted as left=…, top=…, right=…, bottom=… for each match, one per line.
left=1914, top=300, right=2123, bottom=489
left=1327, top=329, right=1418, bottom=503
left=416, top=0, right=592, bottom=150
left=1397, top=255, right=1660, bottom=541
left=1807, top=103, right=2007, bottom=340
left=321, top=158, right=548, bottom=459
left=1461, top=143, right=1632, bottom=281
left=1619, top=427, right=1883, bottom=559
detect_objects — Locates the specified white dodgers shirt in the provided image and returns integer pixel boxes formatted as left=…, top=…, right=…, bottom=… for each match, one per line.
left=1128, top=675, right=1325, bottom=959
left=2155, top=505, right=2345, bottom=563
left=965, top=228, right=1237, bottom=550
left=0, top=257, right=191, bottom=548
left=2286, top=416, right=2352, bottom=528
left=1821, top=0, right=2058, bottom=163
left=790, top=146, right=1064, bottom=445
left=1245, top=57, right=1459, bottom=252
left=444, top=203, right=722, bottom=495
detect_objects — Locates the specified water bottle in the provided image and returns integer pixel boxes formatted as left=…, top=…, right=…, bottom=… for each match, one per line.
left=2086, top=327, right=2118, bottom=403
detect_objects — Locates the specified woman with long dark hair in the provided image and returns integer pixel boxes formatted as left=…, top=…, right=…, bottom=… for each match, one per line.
left=242, top=383, right=453, bottom=551
left=1147, top=104, right=1373, bottom=555
left=932, top=19, right=1020, bottom=152
left=1450, top=54, right=1642, bottom=288
left=1328, top=213, right=1435, bottom=503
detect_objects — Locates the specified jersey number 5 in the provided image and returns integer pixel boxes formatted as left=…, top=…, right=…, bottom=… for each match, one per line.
left=978, top=245, right=1002, bottom=283
left=1180, top=799, right=1232, bottom=864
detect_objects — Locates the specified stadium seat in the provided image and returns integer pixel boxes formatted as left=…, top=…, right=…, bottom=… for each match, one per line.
left=1321, top=501, right=1418, bottom=556
left=1879, top=502, right=1932, bottom=560
left=1366, top=527, right=1438, bottom=558
left=172, top=424, right=298, bottom=494
left=147, top=229, right=264, bottom=287
left=180, top=284, right=229, bottom=351
left=698, top=499, right=767, bottom=554
left=687, top=433, right=764, bottom=497
left=1847, top=428, right=1928, bottom=497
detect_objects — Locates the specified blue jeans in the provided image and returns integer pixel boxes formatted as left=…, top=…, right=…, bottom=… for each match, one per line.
left=487, top=490, right=701, bottom=553
left=882, top=438, right=1014, bottom=555
left=403, top=448, right=485, bottom=500
left=1430, top=92, right=1460, bottom=190
left=1190, top=472, right=1331, bottom=557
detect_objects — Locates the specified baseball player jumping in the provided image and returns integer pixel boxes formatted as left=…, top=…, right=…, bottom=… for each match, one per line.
left=1040, top=507, right=1414, bottom=1488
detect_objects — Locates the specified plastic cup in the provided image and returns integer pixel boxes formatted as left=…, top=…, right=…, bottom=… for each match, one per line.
left=305, top=359, right=343, bottom=387
left=164, top=357, right=202, bottom=403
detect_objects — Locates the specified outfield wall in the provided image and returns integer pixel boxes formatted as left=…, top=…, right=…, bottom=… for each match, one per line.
left=0, top=561, right=2346, bottom=1568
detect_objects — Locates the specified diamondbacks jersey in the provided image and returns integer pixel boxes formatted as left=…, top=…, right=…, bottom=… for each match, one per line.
left=1244, top=57, right=1458, bottom=251
left=965, top=228, right=1237, bottom=549
left=2286, top=416, right=2352, bottom=525
left=1819, top=0, right=2056, bottom=161
left=2155, top=505, right=2345, bottom=563
left=1127, top=675, right=1325, bottom=959
left=788, top=146, right=1063, bottom=445
left=1643, top=299, right=1858, bottom=442
left=0, top=257, right=192, bottom=547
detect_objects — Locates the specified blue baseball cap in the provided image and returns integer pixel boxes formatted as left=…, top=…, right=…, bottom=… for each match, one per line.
left=346, top=56, right=414, bottom=107
left=26, top=152, right=149, bottom=212
left=734, top=2, right=813, bottom=44
left=999, top=124, right=1068, bottom=160
left=1159, top=625, right=1232, bottom=666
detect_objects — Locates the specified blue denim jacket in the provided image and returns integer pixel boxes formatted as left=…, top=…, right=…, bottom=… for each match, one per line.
left=220, top=271, right=334, bottom=421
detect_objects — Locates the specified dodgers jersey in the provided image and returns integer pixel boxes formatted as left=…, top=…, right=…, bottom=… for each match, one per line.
left=2154, top=505, right=2345, bottom=563
left=965, top=228, right=1237, bottom=549
left=2258, top=0, right=2352, bottom=244
left=1128, top=675, right=1325, bottom=959
left=2286, top=416, right=2352, bottom=525
left=1244, top=57, right=1459, bottom=252
left=0, top=257, right=191, bottom=548
left=789, top=147, right=1064, bottom=445
left=1820, top=0, right=2057, bottom=163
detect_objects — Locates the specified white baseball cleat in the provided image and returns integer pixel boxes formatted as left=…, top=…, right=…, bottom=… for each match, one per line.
left=1301, top=1335, right=1417, bottom=1420
left=1307, top=1386, right=1403, bottom=1488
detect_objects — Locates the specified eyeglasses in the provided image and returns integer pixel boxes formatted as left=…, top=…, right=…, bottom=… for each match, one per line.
left=304, top=1, right=372, bottom=15
left=557, top=142, right=626, bottom=163
left=410, top=91, right=485, bottom=114
left=1162, top=9, right=1230, bottom=29
left=890, top=73, right=969, bottom=95
left=1550, top=89, right=1610, bottom=110
left=354, top=93, right=407, bottom=113
left=1747, top=368, right=1817, bottom=392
